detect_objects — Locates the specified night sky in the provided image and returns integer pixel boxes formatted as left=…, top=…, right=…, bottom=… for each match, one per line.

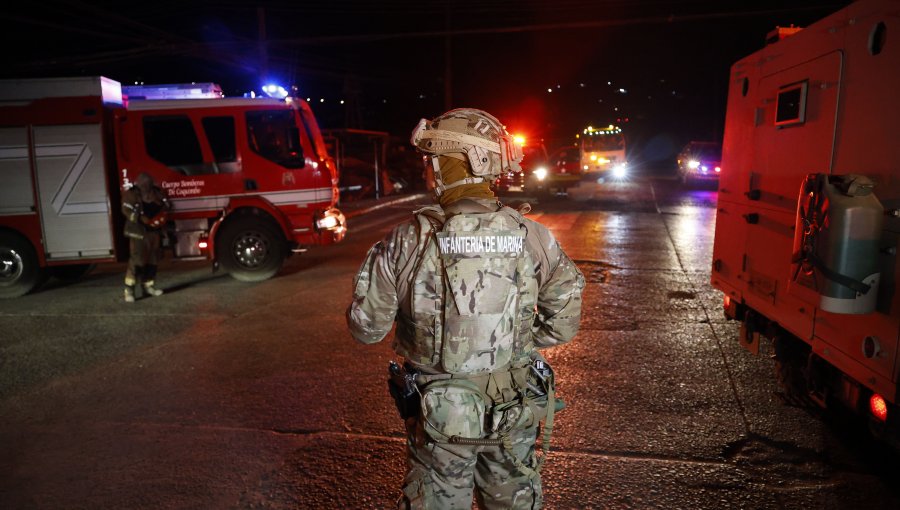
left=4, top=1, right=848, bottom=165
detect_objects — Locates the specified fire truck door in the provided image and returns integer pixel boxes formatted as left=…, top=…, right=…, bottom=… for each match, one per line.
left=0, top=128, right=35, bottom=215
left=32, top=125, right=114, bottom=260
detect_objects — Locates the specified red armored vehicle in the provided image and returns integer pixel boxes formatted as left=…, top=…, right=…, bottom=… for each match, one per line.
left=711, top=0, right=900, bottom=442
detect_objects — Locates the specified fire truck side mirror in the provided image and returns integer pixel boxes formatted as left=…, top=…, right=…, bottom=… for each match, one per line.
left=288, top=127, right=305, bottom=163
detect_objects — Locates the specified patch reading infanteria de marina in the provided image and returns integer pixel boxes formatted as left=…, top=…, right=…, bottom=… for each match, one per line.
left=436, top=231, right=525, bottom=258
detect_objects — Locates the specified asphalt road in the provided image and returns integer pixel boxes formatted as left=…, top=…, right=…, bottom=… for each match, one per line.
left=1, top=175, right=898, bottom=509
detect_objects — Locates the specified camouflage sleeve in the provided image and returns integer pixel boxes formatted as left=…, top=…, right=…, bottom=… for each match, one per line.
left=531, top=226, right=585, bottom=348
left=346, top=225, right=409, bottom=344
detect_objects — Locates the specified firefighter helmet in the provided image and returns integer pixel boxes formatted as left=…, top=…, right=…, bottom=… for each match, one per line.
left=410, top=108, right=523, bottom=195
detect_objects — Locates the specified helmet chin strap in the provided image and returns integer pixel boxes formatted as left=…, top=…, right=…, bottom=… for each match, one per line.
left=430, top=155, right=485, bottom=197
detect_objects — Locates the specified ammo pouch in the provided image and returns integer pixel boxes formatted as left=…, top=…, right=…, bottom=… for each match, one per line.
left=417, top=358, right=557, bottom=443
left=492, top=360, right=556, bottom=434
left=420, top=379, right=488, bottom=442
left=416, top=359, right=560, bottom=479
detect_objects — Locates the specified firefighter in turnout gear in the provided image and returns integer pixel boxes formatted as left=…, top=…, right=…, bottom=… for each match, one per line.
left=121, top=173, right=170, bottom=303
left=347, top=109, right=584, bottom=509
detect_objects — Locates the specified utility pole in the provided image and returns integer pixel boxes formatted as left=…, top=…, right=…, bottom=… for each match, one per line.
left=444, top=1, right=452, bottom=110
left=257, top=7, right=269, bottom=84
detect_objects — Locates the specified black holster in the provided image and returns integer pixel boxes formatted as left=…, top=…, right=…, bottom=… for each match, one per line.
left=388, top=361, right=420, bottom=420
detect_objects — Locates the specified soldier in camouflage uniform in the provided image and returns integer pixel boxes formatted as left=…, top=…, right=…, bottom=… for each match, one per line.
left=347, top=109, right=584, bottom=509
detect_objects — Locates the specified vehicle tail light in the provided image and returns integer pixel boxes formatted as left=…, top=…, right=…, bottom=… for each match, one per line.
left=723, top=293, right=740, bottom=319
left=870, top=393, right=888, bottom=422
left=715, top=166, right=721, bottom=173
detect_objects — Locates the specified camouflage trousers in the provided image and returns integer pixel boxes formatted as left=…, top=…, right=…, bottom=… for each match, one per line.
left=399, top=421, right=542, bottom=509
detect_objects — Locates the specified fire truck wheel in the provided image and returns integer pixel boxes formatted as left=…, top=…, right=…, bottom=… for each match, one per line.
left=217, top=217, right=286, bottom=282
left=0, top=232, right=46, bottom=299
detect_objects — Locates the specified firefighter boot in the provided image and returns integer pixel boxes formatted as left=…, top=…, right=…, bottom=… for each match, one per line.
left=142, top=282, right=163, bottom=297
left=142, top=265, right=163, bottom=297
left=124, top=271, right=138, bottom=303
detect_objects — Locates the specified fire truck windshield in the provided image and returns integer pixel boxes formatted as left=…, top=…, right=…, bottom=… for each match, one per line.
left=246, top=110, right=305, bottom=169
left=584, top=134, right=625, bottom=151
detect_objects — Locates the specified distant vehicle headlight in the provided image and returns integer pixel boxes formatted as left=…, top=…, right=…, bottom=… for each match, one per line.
left=612, top=163, right=628, bottom=179
left=688, top=160, right=700, bottom=169
left=533, top=167, right=548, bottom=181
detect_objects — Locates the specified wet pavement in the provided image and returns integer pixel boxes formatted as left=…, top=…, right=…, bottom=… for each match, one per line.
left=1, top=176, right=898, bottom=509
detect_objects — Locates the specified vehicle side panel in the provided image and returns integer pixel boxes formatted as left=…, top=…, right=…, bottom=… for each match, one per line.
left=713, top=0, right=900, bottom=402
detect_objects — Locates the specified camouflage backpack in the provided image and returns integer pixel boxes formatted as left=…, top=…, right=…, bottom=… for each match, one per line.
left=395, top=204, right=536, bottom=374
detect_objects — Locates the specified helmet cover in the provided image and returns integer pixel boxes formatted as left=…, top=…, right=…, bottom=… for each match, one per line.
left=410, top=108, right=523, bottom=186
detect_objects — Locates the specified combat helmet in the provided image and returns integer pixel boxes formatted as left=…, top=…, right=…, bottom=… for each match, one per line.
left=410, top=108, right=524, bottom=195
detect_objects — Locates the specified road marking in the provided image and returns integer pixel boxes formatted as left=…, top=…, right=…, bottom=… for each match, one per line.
left=649, top=181, right=662, bottom=215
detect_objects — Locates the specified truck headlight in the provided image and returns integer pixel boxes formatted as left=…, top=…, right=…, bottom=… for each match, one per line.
left=612, top=163, right=628, bottom=179
left=316, top=208, right=346, bottom=232
left=688, top=160, right=700, bottom=169
left=533, top=167, right=548, bottom=181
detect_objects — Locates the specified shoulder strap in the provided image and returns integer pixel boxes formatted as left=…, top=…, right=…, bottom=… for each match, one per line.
left=396, top=208, right=446, bottom=316
left=413, top=205, right=446, bottom=230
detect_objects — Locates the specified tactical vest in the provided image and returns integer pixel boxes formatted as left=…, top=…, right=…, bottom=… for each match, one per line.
left=395, top=204, right=538, bottom=375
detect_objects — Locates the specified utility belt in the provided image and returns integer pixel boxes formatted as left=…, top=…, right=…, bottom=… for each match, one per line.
left=414, top=364, right=530, bottom=393
left=387, top=355, right=562, bottom=478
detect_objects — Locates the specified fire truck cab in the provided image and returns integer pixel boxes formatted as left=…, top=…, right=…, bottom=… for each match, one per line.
left=712, top=0, right=900, bottom=441
left=0, top=77, right=345, bottom=298
left=579, top=124, right=627, bottom=179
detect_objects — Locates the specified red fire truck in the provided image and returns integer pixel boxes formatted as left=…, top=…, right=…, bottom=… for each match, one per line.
left=0, top=77, right=345, bottom=298
left=579, top=124, right=628, bottom=180
left=712, top=0, right=900, bottom=442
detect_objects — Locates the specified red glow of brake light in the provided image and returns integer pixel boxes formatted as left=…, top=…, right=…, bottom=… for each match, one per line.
left=198, top=241, right=209, bottom=249
left=724, top=295, right=731, bottom=308
left=715, top=166, right=721, bottom=173
left=870, top=394, right=888, bottom=422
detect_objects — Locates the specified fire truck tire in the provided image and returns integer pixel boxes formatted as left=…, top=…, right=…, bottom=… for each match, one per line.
left=0, top=232, right=46, bottom=299
left=773, top=335, right=813, bottom=407
left=50, top=264, right=95, bottom=282
left=217, top=216, right=286, bottom=282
